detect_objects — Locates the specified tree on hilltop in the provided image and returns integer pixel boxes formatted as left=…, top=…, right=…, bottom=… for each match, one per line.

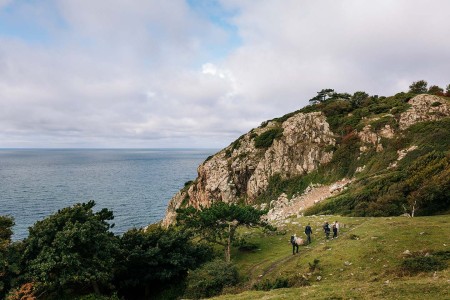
left=309, top=89, right=335, bottom=104
left=428, top=85, right=444, bottom=95
left=350, top=91, right=369, bottom=107
left=409, top=80, right=428, bottom=94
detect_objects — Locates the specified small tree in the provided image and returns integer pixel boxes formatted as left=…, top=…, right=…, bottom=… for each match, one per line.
left=22, top=201, right=119, bottom=297
left=309, top=89, right=335, bottom=104
left=445, top=84, right=450, bottom=97
left=428, top=85, right=444, bottom=95
left=409, top=80, right=428, bottom=94
left=176, top=202, right=272, bottom=262
left=350, top=91, right=369, bottom=107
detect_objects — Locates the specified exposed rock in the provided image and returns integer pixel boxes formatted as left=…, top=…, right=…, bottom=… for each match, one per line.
left=162, top=111, right=335, bottom=227
left=357, top=124, right=387, bottom=153
left=399, top=94, right=450, bottom=130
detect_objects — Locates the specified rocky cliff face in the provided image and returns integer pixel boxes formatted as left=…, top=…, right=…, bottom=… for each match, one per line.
left=162, top=111, right=335, bottom=226
left=162, top=94, right=450, bottom=227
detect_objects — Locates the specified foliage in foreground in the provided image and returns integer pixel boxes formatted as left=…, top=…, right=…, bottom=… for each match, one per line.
left=1, top=202, right=215, bottom=300
left=184, top=259, right=239, bottom=299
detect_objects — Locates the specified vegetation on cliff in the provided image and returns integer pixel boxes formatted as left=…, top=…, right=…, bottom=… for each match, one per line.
left=251, top=83, right=450, bottom=218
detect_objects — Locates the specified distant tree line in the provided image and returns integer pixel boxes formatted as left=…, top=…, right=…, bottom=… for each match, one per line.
left=309, top=80, right=450, bottom=106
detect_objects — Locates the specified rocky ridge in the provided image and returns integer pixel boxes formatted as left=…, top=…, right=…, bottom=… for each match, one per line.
left=162, top=94, right=450, bottom=227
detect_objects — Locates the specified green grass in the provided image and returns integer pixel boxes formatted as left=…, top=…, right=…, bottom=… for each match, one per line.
left=210, top=215, right=450, bottom=299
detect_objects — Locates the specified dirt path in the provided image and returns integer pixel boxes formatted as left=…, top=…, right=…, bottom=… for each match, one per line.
left=267, top=178, right=352, bottom=223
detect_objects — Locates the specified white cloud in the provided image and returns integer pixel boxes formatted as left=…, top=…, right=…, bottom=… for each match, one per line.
left=0, top=1, right=449, bottom=148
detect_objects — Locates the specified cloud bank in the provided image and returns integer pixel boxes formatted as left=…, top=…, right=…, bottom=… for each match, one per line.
left=0, top=0, right=449, bottom=148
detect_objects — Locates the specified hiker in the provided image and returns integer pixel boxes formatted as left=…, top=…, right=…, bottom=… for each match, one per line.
left=304, top=223, right=313, bottom=244
left=332, top=221, right=339, bottom=239
left=290, top=234, right=299, bottom=255
left=323, top=222, right=331, bottom=240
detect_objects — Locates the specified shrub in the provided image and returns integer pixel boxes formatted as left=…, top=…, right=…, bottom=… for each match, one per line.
left=400, top=256, right=447, bottom=275
left=308, top=259, right=321, bottom=272
left=184, top=259, right=238, bottom=299
left=254, top=127, right=284, bottom=148
left=253, top=275, right=309, bottom=291
left=253, top=277, right=289, bottom=291
left=233, top=239, right=259, bottom=252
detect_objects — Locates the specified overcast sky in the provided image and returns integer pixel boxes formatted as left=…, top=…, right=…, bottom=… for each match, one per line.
left=0, top=0, right=449, bottom=148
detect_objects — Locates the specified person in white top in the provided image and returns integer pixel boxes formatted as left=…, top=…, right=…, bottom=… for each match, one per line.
left=332, top=221, right=339, bottom=238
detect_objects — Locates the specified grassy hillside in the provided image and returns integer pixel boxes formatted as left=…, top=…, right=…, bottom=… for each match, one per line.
left=211, top=215, right=450, bottom=299
left=253, top=94, right=450, bottom=217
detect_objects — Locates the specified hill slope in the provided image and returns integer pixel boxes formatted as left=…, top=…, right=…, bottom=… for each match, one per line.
left=212, top=215, right=450, bottom=299
left=163, top=93, right=450, bottom=226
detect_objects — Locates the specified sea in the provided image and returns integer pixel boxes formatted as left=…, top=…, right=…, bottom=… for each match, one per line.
left=0, top=148, right=217, bottom=240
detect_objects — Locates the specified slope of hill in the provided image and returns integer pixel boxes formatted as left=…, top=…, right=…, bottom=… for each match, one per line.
left=163, top=92, right=450, bottom=226
left=211, top=215, right=450, bottom=300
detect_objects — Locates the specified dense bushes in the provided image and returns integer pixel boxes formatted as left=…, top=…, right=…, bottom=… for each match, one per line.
left=114, top=226, right=213, bottom=299
left=1, top=202, right=216, bottom=300
left=184, top=259, right=238, bottom=299
left=305, top=150, right=450, bottom=217
left=254, top=127, right=283, bottom=148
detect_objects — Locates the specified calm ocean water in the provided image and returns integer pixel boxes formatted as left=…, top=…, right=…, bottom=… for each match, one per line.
left=0, top=148, right=216, bottom=240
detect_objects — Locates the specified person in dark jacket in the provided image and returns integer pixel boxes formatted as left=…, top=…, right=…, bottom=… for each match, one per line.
left=323, top=222, right=331, bottom=240
left=332, top=221, right=339, bottom=239
left=304, top=223, right=313, bottom=244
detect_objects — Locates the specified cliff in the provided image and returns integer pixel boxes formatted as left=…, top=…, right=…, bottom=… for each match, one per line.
left=163, top=94, right=450, bottom=226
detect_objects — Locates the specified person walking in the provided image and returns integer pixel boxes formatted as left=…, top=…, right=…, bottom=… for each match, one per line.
left=332, top=221, right=339, bottom=239
left=304, top=223, right=313, bottom=244
left=323, top=222, right=331, bottom=240
left=290, top=234, right=299, bottom=255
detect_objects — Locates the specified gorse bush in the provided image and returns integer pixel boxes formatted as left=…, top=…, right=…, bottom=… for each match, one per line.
left=254, top=127, right=283, bottom=148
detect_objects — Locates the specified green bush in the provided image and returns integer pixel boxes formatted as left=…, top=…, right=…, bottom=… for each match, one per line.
left=253, top=275, right=309, bottom=291
left=254, top=127, right=284, bottom=148
left=400, top=256, right=447, bottom=275
left=184, top=259, right=239, bottom=299
left=253, top=277, right=289, bottom=291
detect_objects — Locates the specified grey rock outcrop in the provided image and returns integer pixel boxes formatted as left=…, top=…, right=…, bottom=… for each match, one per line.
left=162, top=111, right=335, bottom=227
left=399, top=94, right=450, bottom=129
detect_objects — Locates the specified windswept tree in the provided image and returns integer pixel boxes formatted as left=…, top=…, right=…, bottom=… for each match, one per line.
left=176, top=202, right=272, bottom=262
left=409, top=80, right=428, bottom=94
left=22, top=201, right=119, bottom=297
left=309, top=89, right=335, bottom=104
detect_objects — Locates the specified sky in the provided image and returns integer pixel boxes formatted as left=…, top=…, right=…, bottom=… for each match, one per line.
left=0, top=0, right=449, bottom=148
